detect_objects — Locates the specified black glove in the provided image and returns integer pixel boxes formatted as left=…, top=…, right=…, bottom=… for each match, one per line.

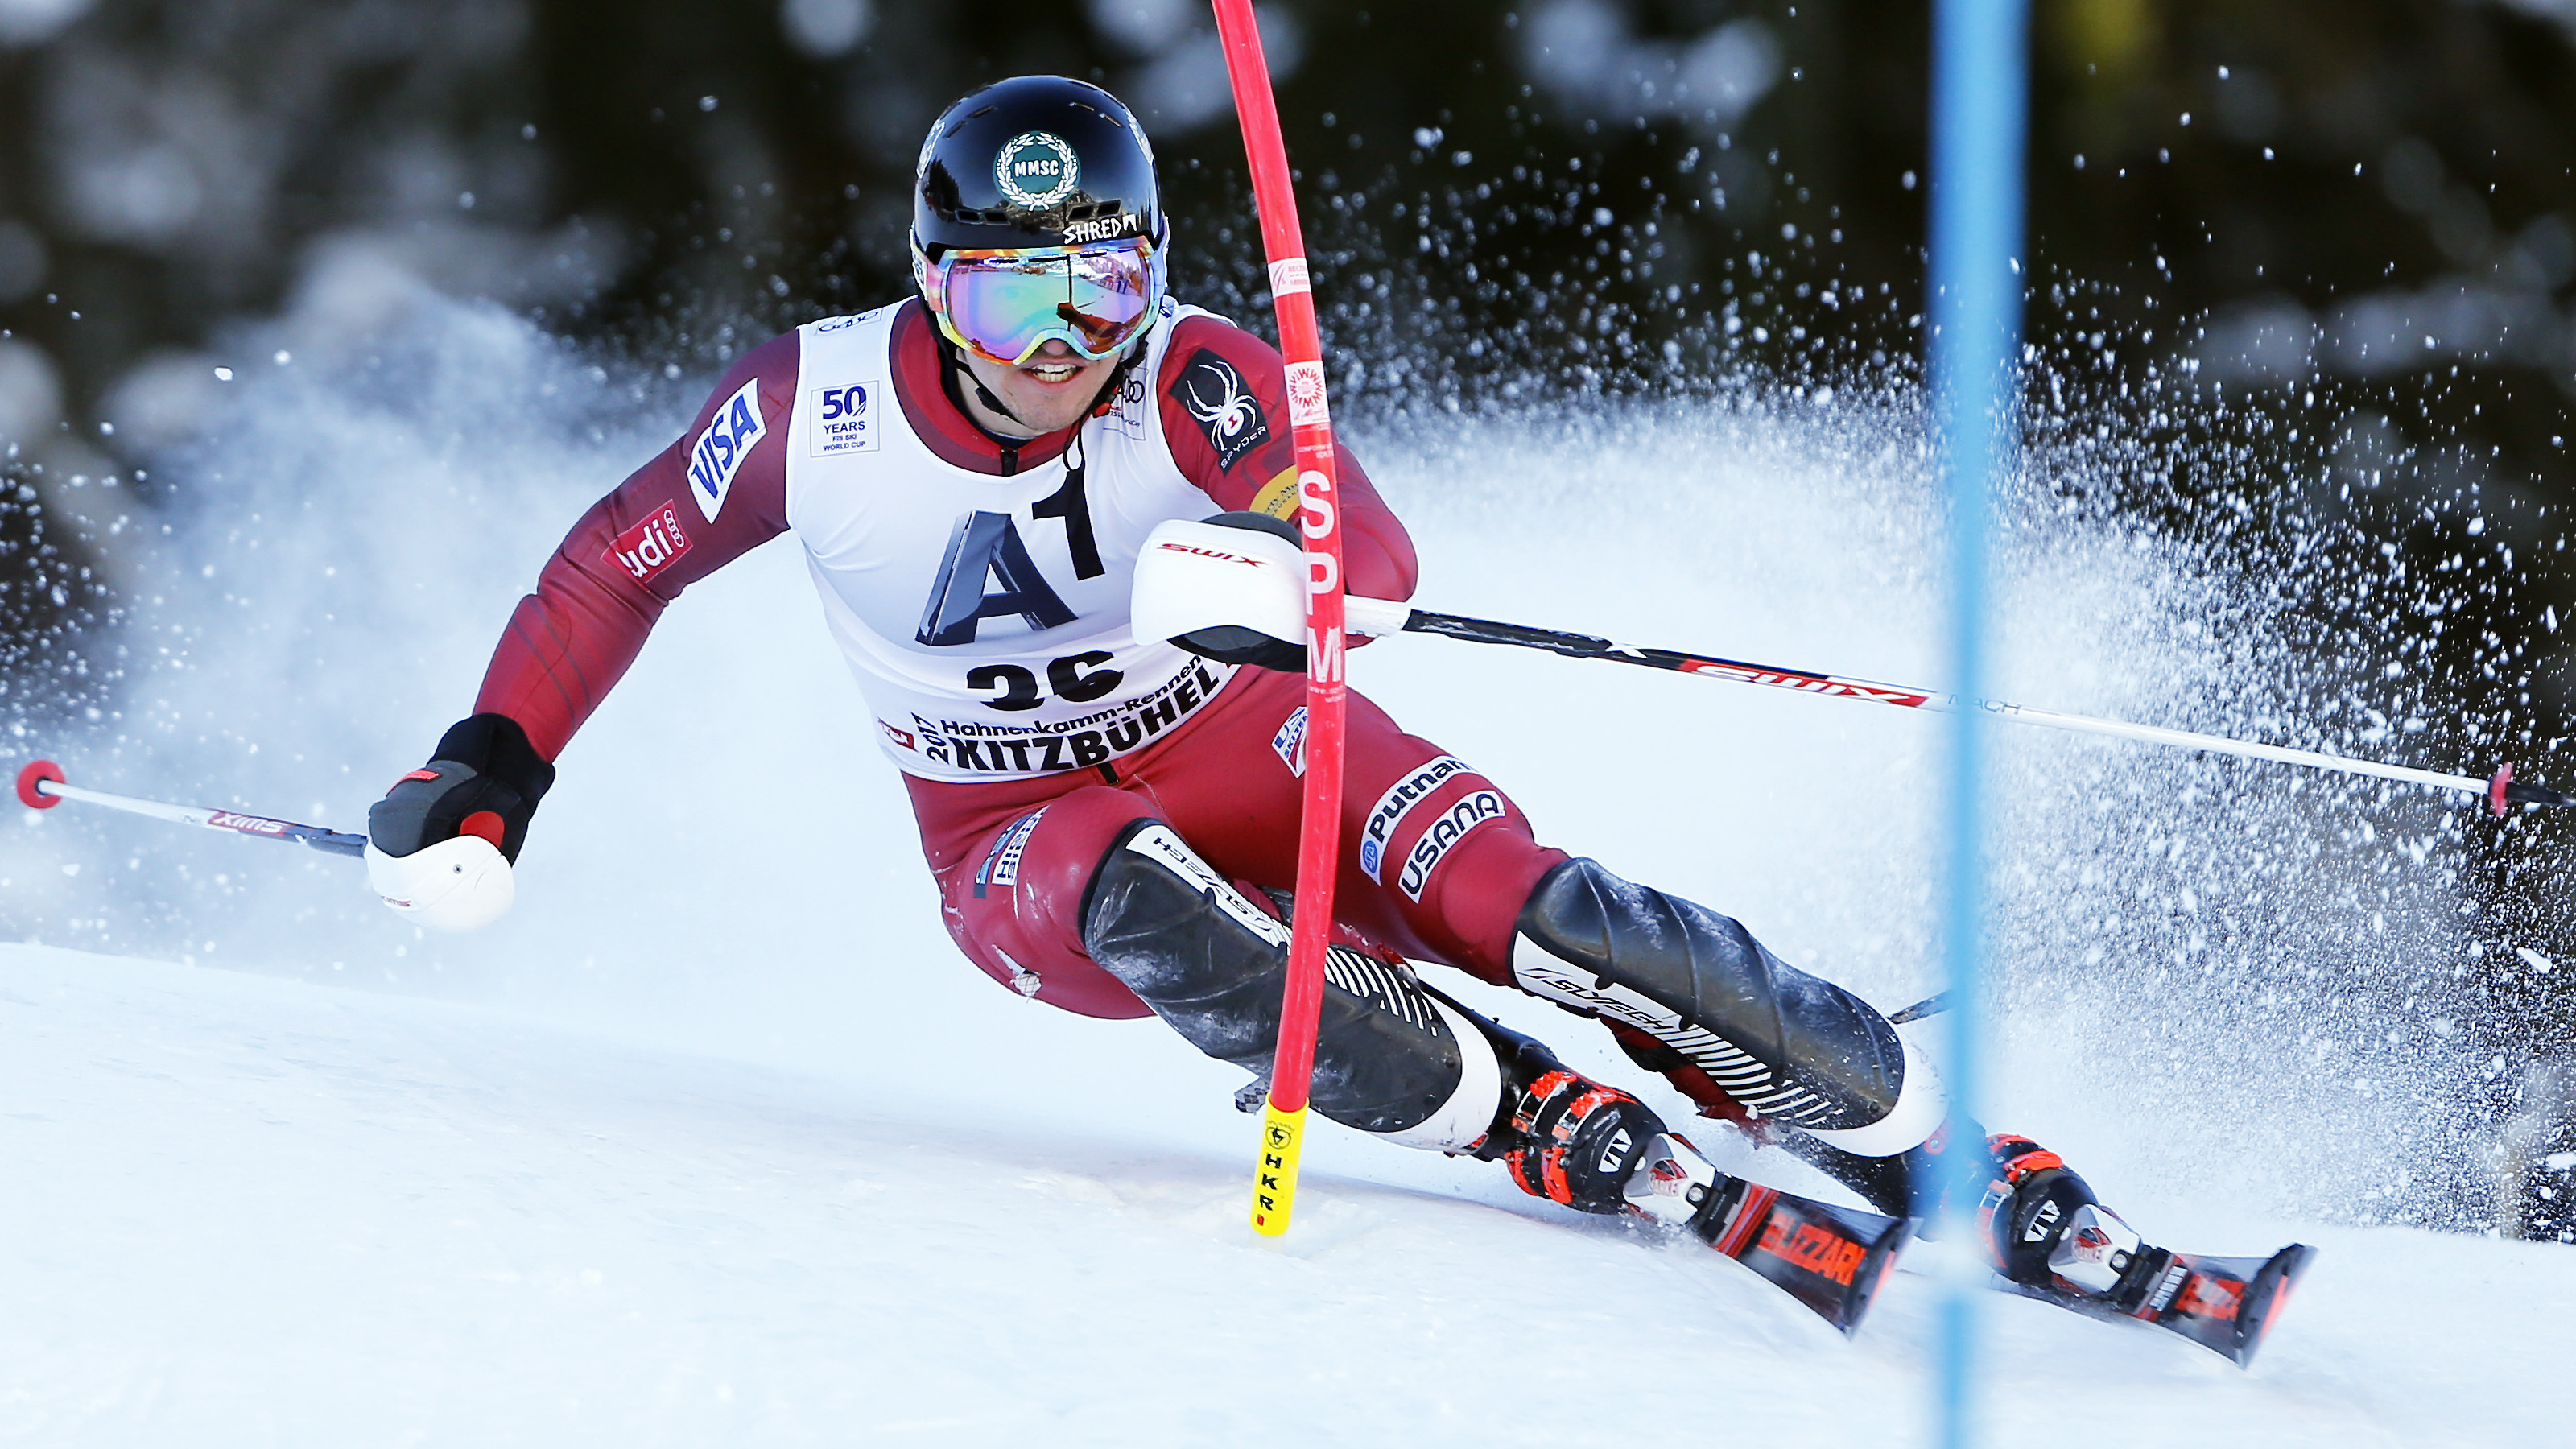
left=368, top=713, right=555, bottom=863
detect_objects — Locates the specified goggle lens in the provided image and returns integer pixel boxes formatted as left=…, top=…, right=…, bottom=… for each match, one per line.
left=930, top=241, right=1159, bottom=365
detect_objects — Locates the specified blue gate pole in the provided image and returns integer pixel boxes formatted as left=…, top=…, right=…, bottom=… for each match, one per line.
left=1927, top=0, right=2028, bottom=1447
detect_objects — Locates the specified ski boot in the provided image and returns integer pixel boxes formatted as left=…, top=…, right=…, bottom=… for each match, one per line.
left=1474, top=1035, right=1727, bottom=1227
left=1979, top=1134, right=2158, bottom=1302
left=1978, top=1133, right=2318, bottom=1365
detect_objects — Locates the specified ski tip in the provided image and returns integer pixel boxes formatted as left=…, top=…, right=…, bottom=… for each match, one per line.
left=2227, top=1242, right=2318, bottom=1368
left=15, top=758, right=64, bottom=810
left=1846, top=1216, right=1922, bottom=1337
left=1814, top=1209, right=1915, bottom=1338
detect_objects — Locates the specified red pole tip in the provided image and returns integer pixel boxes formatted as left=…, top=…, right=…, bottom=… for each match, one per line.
left=2491, top=762, right=2514, bottom=818
left=16, top=759, right=65, bottom=810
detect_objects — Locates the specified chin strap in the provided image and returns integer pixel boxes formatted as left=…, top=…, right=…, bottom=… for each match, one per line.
left=935, top=330, right=1036, bottom=433
left=930, top=324, right=1156, bottom=476
left=1087, top=334, right=1151, bottom=418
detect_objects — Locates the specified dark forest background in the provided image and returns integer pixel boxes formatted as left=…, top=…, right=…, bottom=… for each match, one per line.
left=10, top=0, right=2576, bottom=1225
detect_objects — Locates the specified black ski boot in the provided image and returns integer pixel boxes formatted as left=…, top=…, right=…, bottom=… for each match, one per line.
left=1474, top=1031, right=1723, bottom=1225
left=1977, top=1134, right=2320, bottom=1366
left=1979, top=1134, right=2163, bottom=1306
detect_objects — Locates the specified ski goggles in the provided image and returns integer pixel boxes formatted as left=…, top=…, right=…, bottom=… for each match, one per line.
left=915, top=237, right=1166, bottom=367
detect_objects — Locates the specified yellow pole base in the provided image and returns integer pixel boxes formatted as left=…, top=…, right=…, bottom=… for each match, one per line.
left=1250, top=1100, right=1307, bottom=1236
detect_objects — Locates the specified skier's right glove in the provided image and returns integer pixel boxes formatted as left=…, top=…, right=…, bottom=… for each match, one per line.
left=1131, top=512, right=1412, bottom=671
left=1133, top=512, right=1311, bottom=671
left=364, top=713, right=555, bottom=932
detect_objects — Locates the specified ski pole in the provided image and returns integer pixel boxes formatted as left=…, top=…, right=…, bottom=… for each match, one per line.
left=1335, top=601, right=2576, bottom=815
left=14, top=758, right=369, bottom=857
left=1214, top=0, right=1351, bottom=1240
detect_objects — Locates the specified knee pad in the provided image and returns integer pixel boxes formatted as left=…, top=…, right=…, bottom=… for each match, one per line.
left=1080, top=819, right=1502, bottom=1148
left=1509, top=857, right=1944, bottom=1156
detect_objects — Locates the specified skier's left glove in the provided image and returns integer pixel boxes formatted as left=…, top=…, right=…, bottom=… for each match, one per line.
left=364, top=713, right=555, bottom=932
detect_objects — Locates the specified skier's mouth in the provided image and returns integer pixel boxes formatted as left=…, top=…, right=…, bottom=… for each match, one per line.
left=1020, top=360, right=1085, bottom=385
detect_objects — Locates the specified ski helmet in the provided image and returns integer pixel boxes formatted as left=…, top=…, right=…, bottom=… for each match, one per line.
left=914, top=76, right=1162, bottom=254
left=911, top=76, right=1170, bottom=367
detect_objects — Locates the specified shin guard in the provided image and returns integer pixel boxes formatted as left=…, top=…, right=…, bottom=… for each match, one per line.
left=1080, top=821, right=1502, bottom=1149
left=1510, top=858, right=1944, bottom=1156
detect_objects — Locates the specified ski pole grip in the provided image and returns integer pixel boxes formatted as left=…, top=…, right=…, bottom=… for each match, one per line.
left=1344, top=596, right=1411, bottom=638
left=1404, top=610, right=1616, bottom=655
left=17, top=759, right=64, bottom=809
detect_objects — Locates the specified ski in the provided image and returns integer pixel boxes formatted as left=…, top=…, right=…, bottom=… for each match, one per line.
left=1676, top=1166, right=1917, bottom=1334
left=2003, top=1241, right=2318, bottom=1367
left=1771, top=1125, right=2315, bottom=1363
left=1616, top=1131, right=1914, bottom=1332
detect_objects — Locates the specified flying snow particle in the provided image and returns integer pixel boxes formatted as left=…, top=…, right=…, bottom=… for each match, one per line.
left=0, top=0, right=91, bottom=46
left=782, top=0, right=873, bottom=57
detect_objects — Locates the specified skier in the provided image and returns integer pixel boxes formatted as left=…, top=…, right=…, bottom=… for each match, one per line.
left=364, top=76, right=2154, bottom=1315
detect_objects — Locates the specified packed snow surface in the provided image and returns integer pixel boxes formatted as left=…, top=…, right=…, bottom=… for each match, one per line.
left=3, top=939, right=2569, bottom=1447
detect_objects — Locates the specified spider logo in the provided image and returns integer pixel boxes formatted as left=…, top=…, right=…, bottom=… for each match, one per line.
left=1180, top=358, right=1259, bottom=440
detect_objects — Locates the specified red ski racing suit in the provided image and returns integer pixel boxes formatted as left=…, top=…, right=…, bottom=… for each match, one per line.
left=419, top=294, right=1954, bottom=1214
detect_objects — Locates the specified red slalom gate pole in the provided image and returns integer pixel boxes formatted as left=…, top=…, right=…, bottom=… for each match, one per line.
left=1212, top=0, right=1348, bottom=1238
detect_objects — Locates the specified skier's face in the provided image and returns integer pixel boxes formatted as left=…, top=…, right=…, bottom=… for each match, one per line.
left=956, top=339, right=1121, bottom=439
